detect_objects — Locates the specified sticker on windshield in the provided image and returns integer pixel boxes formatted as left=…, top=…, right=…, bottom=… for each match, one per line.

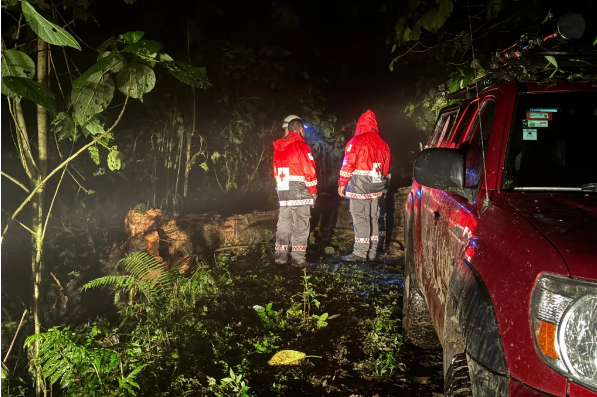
left=523, top=120, right=549, bottom=128
left=523, top=129, right=537, bottom=140
left=530, top=108, right=558, bottom=112
left=526, top=111, right=552, bottom=120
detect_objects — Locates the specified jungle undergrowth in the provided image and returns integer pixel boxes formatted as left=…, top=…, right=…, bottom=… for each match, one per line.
left=12, top=243, right=445, bottom=397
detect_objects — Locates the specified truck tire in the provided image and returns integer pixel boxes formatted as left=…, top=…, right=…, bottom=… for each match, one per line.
left=402, top=220, right=441, bottom=349
left=444, top=295, right=472, bottom=397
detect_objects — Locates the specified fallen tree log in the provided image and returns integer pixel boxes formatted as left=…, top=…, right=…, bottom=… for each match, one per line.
left=110, top=187, right=411, bottom=270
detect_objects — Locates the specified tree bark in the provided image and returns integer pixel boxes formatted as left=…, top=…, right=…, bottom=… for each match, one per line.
left=183, top=88, right=196, bottom=199
left=32, top=37, right=49, bottom=397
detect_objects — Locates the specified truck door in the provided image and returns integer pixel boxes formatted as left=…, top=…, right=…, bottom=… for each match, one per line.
left=420, top=99, right=498, bottom=339
left=417, top=108, right=458, bottom=333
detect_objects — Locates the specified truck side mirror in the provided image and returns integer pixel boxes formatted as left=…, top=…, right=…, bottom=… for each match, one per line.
left=414, top=148, right=465, bottom=189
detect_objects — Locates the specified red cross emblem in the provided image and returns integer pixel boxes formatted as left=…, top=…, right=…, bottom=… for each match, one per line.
left=279, top=170, right=286, bottom=181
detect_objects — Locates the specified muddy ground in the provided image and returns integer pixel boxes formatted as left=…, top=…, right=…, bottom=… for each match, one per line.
left=219, top=244, right=444, bottom=397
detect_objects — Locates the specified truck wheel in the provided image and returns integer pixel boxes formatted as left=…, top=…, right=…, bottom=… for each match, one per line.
left=444, top=290, right=472, bottom=396
left=402, top=222, right=441, bottom=349
left=445, top=353, right=472, bottom=397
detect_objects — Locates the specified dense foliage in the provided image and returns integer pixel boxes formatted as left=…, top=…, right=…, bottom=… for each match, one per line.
left=21, top=247, right=409, bottom=396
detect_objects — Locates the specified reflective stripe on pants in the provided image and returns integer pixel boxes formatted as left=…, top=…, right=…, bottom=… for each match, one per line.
left=275, top=205, right=311, bottom=261
left=349, top=198, right=379, bottom=258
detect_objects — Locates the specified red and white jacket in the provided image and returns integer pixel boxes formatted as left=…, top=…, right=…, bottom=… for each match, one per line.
left=273, top=132, right=317, bottom=207
left=339, top=110, right=390, bottom=199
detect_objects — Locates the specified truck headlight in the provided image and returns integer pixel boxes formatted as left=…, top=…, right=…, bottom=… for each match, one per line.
left=530, top=273, right=597, bottom=391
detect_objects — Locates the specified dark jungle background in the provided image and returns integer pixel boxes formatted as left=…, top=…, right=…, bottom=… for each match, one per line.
left=1, top=0, right=596, bottom=395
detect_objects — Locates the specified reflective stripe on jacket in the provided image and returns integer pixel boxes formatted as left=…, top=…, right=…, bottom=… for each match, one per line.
left=339, top=110, right=390, bottom=199
left=273, top=132, right=317, bottom=206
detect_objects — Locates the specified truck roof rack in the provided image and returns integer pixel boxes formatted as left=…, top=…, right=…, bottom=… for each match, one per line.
left=444, top=13, right=597, bottom=100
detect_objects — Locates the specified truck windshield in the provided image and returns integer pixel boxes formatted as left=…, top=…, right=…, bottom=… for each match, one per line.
left=502, top=91, right=597, bottom=191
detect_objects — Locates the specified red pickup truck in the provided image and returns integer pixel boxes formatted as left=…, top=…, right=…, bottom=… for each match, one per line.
left=403, top=80, right=597, bottom=396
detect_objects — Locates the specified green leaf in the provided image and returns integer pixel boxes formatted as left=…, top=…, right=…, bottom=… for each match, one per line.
left=73, top=53, right=117, bottom=89
left=545, top=56, right=558, bottom=69
left=88, top=146, right=100, bottom=165
left=21, top=1, right=81, bottom=50
left=1, top=49, right=36, bottom=99
left=2, top=76, right=56, bottom=113
left=420, top=0, right=453, bottom=32
left=99, top=51, right=126, bottom=73
left=71, top=72, right=115, bottom=125
left=107, top=150, right=123, bottom=171
left=158, top=53, right=173, bottom=62
left=51, top=112, right=77, bottom=141
left=82, top=118, right=105, bottom=136
left=471, top=58, right=486, bottom=79
left=199, top=161, right=209, bottom=172
left=120, top=31, right=144, bottom=44
left=403, top=27, right=412, bottom=42
left=116, top=63, right=156, bottom=99
left=593, top=35, right=597, bottom=46
left=163, top=61, right=209, bottom=88
left=394, top=16, right=406, bottom=38
left=389, top=57, right=397, bottom=72
left=410, top=22, right=421, bottom=41
left=211, top=151, right=220, bottom=162
left=122, top=40, right=163, bottom=59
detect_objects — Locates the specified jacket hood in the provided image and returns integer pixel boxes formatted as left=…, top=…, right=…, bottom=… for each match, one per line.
left=273, top=132, right=304, bottom=150
left=355, top=110, right=379, bottom=136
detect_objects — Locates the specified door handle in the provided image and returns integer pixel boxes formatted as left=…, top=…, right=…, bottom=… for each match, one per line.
left=433, top=211, right=440, bottom=221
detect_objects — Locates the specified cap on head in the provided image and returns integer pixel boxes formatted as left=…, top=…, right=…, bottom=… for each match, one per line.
left=282, top=114, right=302, bottom=129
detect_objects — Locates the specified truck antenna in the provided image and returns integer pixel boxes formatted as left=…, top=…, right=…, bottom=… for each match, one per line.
left=466, top=0, right=491, bottom=212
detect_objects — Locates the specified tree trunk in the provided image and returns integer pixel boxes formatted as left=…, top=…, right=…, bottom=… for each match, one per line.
left=183, top=88, right=196, bottom=200
left=32, top=37, right=49, bottom=397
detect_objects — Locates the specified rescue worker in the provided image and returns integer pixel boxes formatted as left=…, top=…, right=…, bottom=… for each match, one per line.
left=273, top=116, right=318, bottom=267
left=338, top=110, right=390, bottom=262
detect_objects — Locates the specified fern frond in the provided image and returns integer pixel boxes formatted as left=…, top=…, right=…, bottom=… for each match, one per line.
left=1, top=321, right=18, bottom=351
left=118, top=252, right=165, bottom=280
left=80, top=275, right=137, bottom=292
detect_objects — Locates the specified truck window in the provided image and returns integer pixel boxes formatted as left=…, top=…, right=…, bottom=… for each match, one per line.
left=502, top=91, right=597, bottom=191
left=464, top=99, right=497, bottom=188
left=429, top=110, right=457, bottom=148
left=448, top=101, right=478, bottom=148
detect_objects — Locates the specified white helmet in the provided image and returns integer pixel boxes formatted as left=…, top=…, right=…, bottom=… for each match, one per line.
left=282, top=114, right=302, bottom=129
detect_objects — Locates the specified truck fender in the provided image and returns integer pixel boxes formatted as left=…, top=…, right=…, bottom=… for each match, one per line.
left=447, top=259, right=508, bottom=376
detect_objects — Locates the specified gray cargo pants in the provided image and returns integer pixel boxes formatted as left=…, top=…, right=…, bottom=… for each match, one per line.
left=378, top=193, right=387, bottom=251
left=275, top=205, right=311, bottom=263
left=350, top=198, right=380, bottom=258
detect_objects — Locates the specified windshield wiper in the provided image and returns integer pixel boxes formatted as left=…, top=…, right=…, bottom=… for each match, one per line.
left=581, top=183, right=597, bottom=192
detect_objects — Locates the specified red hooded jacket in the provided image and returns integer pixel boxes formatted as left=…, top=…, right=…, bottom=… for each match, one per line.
left=338, top=110, right=390, bottom=199
left=273, top=132, right=317, bottom=206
